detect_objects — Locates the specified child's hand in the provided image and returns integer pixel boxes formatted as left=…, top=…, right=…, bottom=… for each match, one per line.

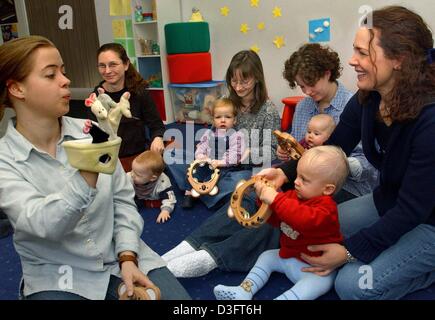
left=254, top=179, right=278, bottom=205
left=156, top=210, right=171, bottom=224
left=210, top=159, right=223, bottom=168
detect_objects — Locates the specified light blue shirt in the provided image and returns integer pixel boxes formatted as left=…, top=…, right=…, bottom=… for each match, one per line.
left=0, top=117, right=165, bottom=300
left=291, top=81, right=353, bottom=141
left=290, top=82, right=378, bottom=196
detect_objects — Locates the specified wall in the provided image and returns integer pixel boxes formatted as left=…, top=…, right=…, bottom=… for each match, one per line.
left=179, top=0, right=435, bottom=114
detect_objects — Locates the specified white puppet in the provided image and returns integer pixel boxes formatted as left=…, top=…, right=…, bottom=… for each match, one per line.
left=62, top=90, right=132, bottom=174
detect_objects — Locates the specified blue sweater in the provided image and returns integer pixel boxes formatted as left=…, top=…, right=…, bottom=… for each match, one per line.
left=281, top=91, right=435, bottom=262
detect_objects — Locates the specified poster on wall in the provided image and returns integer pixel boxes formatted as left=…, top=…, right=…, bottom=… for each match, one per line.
left=1, top=23, right=17, bottom=42
left=0, top=0, right=17, bottom=25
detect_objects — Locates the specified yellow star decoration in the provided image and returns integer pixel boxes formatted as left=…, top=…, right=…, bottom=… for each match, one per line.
left=250, top=44, right=260, bottom=53
left=272, top=6, right=282, bottom=18
left=273, top=36, right=285, bottom=49
left=250, top=0, right=260, bottom=8
left=240, top=23, right=250, bottom=34
left=220, top=6, right=230, bottom=17
left=257, top=22, right=265, bottom=30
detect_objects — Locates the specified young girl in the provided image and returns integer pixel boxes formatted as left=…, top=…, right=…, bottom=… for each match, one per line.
left=0, top=36, right=190, bottom=300
left=167, top=98, right=248, bottom=210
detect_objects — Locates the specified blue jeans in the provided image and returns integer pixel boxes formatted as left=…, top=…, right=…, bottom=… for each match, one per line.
left=165, top=149, right=252, bottom=209
left=186, top=191, right=280, bottom=271
left=24, top=267, right=191, bottom=300
left=335, top=194, right=435, bottom=300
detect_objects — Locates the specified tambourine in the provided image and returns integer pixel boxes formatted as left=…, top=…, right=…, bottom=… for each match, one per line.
left=273, top=130, right=305, bottom=160
left=118, top=283, right=161, bottom=300
left=227, top=176, right=275, bottom=228
left=186, top=159, right=220, bottom=198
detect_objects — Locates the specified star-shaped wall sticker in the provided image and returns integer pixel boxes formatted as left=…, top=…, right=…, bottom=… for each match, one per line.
left=273, top=35, right=285, bottom=48
left=250, top=44, right=260, bottom=53
left=250, top=0, right=260, bottom=8
left=220, top=6, right=230, bottom=17
left=257, top=22, right=265, bottom=30
left=272, top=6, right=282, bottom=18
left=240, top=23, right=250, bottom=34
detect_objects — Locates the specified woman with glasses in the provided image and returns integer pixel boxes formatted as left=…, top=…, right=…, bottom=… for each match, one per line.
left=92, top=43, right=165, bottom=171
left=162, top=50, right=281, bottom=278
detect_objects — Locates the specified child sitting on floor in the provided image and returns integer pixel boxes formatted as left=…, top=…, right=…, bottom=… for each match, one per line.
left=214, top=145, right=349, bottom=300
left=168, top=97, right=248, bottom=209
left=128, top=150, right=176, bottom=224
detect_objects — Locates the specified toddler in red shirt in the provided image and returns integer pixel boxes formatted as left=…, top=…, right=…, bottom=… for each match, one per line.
left=214, top=145, right=349, bottom=300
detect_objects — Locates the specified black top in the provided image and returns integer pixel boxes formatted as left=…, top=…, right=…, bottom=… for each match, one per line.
left=91, top=82, right=165, bottom=157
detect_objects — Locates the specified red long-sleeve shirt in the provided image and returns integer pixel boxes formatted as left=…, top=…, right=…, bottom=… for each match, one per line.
left=269, top=190, right=343, bottom=262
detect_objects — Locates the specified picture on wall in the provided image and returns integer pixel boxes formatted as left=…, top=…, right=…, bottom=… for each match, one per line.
left=0, top=0, right=17, bottom=24
left=1, top=23, right=17, bottom=42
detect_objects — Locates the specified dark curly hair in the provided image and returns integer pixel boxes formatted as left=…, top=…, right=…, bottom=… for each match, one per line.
left=360, top=6, right=435, bottom=122
left=283, top=43, right=342, bottom=89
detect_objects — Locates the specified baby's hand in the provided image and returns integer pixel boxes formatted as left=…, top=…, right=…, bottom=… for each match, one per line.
left=254, top=179, right=277, bottom=205
left=210, top=159, right=222, bottom=169
left=156, top=210, right=171, bottom=224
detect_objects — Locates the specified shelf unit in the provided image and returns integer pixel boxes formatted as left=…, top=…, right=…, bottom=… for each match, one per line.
left=130, top=0, right=181, bottom=123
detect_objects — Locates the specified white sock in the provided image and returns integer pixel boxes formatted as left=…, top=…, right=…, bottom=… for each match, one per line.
left=166, top=249, right=217, bottom=278
left=161, top=241, right=196, bottom=262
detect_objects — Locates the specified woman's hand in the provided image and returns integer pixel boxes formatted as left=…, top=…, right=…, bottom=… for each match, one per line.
left=276, top=145, right=291, bottom=161
left=120, top=261, right=155, bottom=297
left=300, top=243, right=348, bottom=276
left=150, top=137, right=165, bottom=154
left=255, top=168, right=288, bottom=190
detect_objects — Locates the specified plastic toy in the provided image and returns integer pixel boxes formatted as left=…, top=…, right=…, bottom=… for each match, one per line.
left=227, top=176, right=275, bottom=228
left=189, top=7, right=204, bottom=22
left=134, top=2, right=144, bottom=22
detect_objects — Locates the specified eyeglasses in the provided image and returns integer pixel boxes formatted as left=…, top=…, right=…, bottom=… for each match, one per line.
left=230, top=78, right=254, bottom=88
left=97, top=62, right=123, bottom=70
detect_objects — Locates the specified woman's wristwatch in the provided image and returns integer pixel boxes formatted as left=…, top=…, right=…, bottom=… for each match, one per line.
left=345, top=249, right=357, bottom=263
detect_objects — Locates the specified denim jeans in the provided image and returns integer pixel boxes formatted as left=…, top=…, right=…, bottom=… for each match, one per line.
left=165, top=149, right=252, bottom=209
left=335, top=193, right=435, bottom=300
left=186, top=191, right=280, bottom=272
left=24, top=267, right=191, bottom=300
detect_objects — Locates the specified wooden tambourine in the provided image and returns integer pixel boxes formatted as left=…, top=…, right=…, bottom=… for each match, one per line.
left=118, top=283, right=161, bottom=300
left=273, top=130, right=305, bottom=160
left=227, top=176, right=275, bottom=228
left=186, top=159, right=220, bottom=197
